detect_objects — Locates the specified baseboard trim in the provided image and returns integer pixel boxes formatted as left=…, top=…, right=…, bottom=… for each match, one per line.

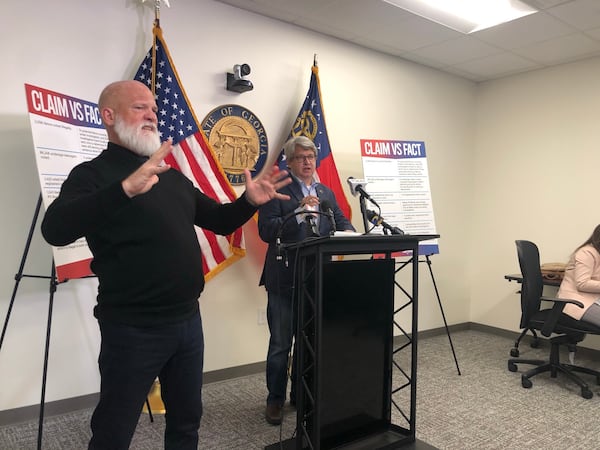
left=0, top=392, right=100, bottom=427
left=204, top=360, right=265, bottom=384
left=3, top=322, right=599, bottom=426
left=0, top=361, right=267, bottom=426
left=468, top=321, right=600, bottom=360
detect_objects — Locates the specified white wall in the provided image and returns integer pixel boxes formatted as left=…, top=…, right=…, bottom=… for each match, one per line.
left=1, top=0, right=478, bottom=411
left=470, top=58, right=600, bottom=350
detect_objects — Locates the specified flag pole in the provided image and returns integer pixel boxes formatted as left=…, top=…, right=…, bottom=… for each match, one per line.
left=154, top=0, right=161, bottom=26
left=150, top=2, right=161, bottom=96
left=141, top=0, right=166, bottom=419
left=314, top=53, right=318, bottom=67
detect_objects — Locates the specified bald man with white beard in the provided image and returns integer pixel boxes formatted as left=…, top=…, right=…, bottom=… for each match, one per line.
left=42, top=80, right=291, bottom=450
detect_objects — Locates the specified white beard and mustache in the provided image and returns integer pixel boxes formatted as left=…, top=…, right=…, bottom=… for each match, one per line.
left=114, top=116, right=162, bottom=157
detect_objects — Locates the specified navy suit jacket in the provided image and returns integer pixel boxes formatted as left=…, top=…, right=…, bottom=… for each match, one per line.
left=258, top=177, right=354, bottom=293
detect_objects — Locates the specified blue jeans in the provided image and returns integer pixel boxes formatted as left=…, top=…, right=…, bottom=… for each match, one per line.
left=266, top=289, right=296, bottom=405
left=88, top=313, right=204, bottom=450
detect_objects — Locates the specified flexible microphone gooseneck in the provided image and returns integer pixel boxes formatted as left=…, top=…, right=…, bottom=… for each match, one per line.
left=319, top=200, right=336, bottom=235
left=366, top=209, right=405, bottom=235
left=275, top=210, right=333, bottom=261
left=305, top=214, right=319, bottom=238
left=347, top=176, right=380, bottom=208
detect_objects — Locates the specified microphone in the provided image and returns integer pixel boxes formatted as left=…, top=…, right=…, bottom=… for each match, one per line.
left=347, top=176, right=379, bottom=207
left=366, top=209, right=405, bottom=235
left=276, top=210, right=308, bottom=261
left=320, top=200, right=336, bottom=235
left=305, top=214, right=319, bottom=238
left=275, top=210, right=330, bottom=261
left=276, top=236, right=283, bottom=261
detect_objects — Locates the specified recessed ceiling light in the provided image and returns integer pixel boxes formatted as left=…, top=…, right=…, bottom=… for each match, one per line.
left=382, top=0, right=538, bottom=34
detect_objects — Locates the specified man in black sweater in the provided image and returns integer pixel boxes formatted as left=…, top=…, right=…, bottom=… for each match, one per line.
left=41, top=80, right=290, bottom=450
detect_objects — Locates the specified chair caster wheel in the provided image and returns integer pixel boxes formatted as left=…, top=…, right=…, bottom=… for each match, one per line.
left=521, top=376, right=532, bottom=388
left=510, top=348, right=519, bottom=357
left=582, top=388, right=593, bottom=399
left=508, top=361, right=518, bottom=372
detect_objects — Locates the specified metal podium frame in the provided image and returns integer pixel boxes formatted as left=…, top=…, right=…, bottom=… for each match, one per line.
left=283, top=234, right=439, bottom=450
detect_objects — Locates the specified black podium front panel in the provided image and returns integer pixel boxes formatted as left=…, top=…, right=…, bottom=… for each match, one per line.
left=279, top=235, right=439, bottom=450
left=317, top=259, right=395, bottom=449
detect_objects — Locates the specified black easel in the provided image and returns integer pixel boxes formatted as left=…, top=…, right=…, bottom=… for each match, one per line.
left=0, top=194, right=154, bottom=450
left=0, top=194, right=55, bottom=450
left=359, top=195, right=461, bottom=375
left=425, top=254, right=460, bottom=374
left=394, top=254, right=461, bottom=375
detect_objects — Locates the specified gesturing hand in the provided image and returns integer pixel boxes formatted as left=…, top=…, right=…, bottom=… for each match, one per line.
left=244, top=165, right=291, bottom=206
left=121, top=141, right=173, bottom=198
left=299, top=195, right=319, bottom=209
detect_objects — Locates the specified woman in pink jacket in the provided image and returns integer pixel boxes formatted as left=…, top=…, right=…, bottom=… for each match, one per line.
left=558, top=224, right=600, bottom=324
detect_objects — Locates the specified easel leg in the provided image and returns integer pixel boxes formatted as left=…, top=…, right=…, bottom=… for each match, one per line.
left=0, top=194, right=43, bottom=351
left=146, top=398, right=154, bottom=423
left=0, top=193, right=56, bottom=449
left=425, top=255, right=461, bottom=375
left=37, top=261, right=58, bottom=450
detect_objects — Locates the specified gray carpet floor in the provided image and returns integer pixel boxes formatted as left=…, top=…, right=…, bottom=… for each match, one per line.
left=2, top=329, right=600, bottom=449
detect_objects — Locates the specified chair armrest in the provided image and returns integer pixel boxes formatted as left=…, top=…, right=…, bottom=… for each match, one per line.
left=540, top=296, right=584, bottom=308
left=540, top=296, right=585, bottom=337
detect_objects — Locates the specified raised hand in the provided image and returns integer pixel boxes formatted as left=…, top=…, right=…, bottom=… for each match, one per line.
left=299, top=195, right=319, bottom=209
left=244, top=166, right=291, bottom=206
left=121, top=141, right=173, bottom=198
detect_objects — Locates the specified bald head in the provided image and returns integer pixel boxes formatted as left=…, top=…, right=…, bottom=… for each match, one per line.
left=98, top=80, right=152, bottom=113
left=98, top=80, right=160, bottom=156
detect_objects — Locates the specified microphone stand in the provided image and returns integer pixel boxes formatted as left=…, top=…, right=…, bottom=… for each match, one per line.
left=366, top=209, right=405, bottom=235
left=276, top=210, right=333, bottom=262
left=358, top=194, right=370, bottom=234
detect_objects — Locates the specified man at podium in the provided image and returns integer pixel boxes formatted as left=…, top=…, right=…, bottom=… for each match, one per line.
left=258, top=136, right=354, bottom=425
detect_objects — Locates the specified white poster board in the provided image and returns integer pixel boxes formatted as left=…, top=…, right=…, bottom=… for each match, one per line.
left=25, top=83, right=107, bottom=281
left=360, top=139, right=439, bottom=255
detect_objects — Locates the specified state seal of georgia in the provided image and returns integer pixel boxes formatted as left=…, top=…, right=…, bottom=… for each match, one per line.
left=201, top=104, right=268, bottom=185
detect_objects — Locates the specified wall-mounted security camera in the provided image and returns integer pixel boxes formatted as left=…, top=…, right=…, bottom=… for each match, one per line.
left=226, top=63, right=254, bottom=93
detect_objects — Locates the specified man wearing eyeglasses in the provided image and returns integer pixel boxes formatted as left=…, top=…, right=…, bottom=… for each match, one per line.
left=258, top=135, right=354, bottom=425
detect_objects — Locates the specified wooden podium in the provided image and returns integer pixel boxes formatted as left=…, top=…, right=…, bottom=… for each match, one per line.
left=266, top=234, right=439, bottom=450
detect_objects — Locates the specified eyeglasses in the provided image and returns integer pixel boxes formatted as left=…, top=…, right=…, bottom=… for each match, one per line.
left=292, top=154, right=316, bottom=162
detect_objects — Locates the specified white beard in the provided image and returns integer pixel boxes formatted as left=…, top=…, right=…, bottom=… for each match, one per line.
left=114, top=116, right=161, bottom=157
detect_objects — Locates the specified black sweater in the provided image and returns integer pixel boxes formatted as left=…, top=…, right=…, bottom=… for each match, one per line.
left=41, top=143, right=256, bottom=326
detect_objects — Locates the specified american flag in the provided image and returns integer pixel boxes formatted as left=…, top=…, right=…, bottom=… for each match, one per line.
left=134, top=25, right=245, bottom=280
left=280, top=65, right=352, bottom=220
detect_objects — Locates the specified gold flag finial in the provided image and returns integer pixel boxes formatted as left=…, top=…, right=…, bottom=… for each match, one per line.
left=139, top=0, right=171, bottom=25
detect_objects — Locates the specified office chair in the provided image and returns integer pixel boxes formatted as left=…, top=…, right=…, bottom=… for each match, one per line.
left=509, top=321, right=540, bottom=358
left=507, top=240, right=600, bottom=399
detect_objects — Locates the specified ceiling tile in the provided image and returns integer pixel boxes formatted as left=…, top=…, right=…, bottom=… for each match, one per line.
left=512, top=32, right=600, bottom=64
left=214, top=0, right=600, bottom=82
left=316, top=0, right=417, bottom=29
left=362, top=15, right=462, bottom=51
left=394, top=51, right=449, bottom=69
left=584, top=27, right=600, bottom=40
left=473, top=11, right=576, bottom=49
left=525, top=0, right=575, bottom=8
left=546, top=0, right=600, bottom=30
left=407, top=36, right=504, bottom=67
left=440, top=65, right=486, bottom=82
left=452, top=52, right=541, bottom=79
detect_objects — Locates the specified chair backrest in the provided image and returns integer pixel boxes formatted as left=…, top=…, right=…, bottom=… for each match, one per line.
left=515, top=240, right=545, bottom=328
